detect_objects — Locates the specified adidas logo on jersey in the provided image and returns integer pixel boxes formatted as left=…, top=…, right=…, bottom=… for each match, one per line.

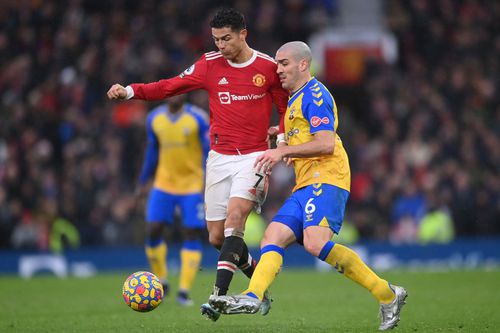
left=218, top=77, right=229, bottom=85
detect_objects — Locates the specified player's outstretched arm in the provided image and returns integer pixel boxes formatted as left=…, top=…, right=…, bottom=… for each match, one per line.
left=255, top=130, right=335, bottom=173
left=107, top=84, right=128, bottom=100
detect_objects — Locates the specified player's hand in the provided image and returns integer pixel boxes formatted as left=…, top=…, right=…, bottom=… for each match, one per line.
left=277, top=141, right=292, bottom=166
left=134, top=185, right=144, bottom=198
left=265, top=126, right=279, bottom=148
left=254, top=147, right=285, bottom=174
left=107, top=84, right=128, bottom=100
left=132, top=185, right=148, bottom=211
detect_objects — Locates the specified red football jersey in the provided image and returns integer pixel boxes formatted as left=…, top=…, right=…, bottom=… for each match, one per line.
left=130, top=50, right=288, bottom=155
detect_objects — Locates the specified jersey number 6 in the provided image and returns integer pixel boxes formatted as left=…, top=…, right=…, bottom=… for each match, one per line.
left=305, top=198, right=316, bottom=214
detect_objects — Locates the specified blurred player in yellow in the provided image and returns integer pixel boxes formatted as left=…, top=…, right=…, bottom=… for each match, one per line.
left=209, top=42, right=408, bottom=330
left=138, top=94, right=209, bottom=306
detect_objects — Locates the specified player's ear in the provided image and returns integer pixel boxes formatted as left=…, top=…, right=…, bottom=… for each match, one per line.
left=239, top=28, right=247, bottom=40
left=299, top=59, right=308, bottom=72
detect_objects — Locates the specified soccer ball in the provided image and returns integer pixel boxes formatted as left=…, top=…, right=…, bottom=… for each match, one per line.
left=122, top=271, right=163, bottom=312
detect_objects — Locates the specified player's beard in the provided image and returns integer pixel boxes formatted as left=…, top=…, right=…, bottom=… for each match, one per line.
left=279, top=77, right=290, bottom=90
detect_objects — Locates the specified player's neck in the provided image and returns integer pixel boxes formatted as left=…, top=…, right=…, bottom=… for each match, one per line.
left=291, top=75, right=312, bottom=94
left=231, top=44, right=253, bottom=64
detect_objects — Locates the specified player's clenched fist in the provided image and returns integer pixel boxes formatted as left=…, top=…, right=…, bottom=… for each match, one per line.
left=107, top=84, right=127, bottom=100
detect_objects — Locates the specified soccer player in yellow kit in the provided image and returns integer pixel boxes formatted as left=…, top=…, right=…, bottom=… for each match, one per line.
left=209, top=42, right=408, bottom=330
left=138, top=94, right=209, bottom=306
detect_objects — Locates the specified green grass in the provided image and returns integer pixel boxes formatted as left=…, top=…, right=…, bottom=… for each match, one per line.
left=1, top=269, right=499, bottom=332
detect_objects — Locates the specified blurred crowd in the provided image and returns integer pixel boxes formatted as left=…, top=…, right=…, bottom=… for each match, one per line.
left=0, top=0, right=498, bottom=251
left=345, top=0, right=500, bottom=242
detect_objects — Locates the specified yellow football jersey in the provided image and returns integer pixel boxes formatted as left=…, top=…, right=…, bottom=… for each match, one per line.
left=139, top=103, right=209, bottom=194
left=285, top=78, right=350, bottom=192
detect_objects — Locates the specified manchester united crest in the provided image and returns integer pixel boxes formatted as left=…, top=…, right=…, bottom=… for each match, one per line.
left=252, top=74, right=266, bottom=87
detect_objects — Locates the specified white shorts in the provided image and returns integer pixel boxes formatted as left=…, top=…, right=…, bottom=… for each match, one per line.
left=205, top=150, right=269, bottom=221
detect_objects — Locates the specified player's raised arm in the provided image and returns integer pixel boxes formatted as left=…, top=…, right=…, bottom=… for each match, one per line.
left=107, top=57, right=208, bottom=102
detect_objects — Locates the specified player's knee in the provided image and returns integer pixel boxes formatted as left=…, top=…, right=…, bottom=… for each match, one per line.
left=183, top=228, right=202, bottom=241
left=259, top=223, right=293, bottom=249
left=208, top=232, right=224, bottom=249
left=225, top=210, right=246, bottom=228
left=260, top=233, right=275, bottom=248
left=303, top=240, right=322, bottom=257
left=147, top=223, right=164, bottom=241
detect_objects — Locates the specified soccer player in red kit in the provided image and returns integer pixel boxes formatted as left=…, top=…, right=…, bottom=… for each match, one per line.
left=107, top=8, right=288, bottom=321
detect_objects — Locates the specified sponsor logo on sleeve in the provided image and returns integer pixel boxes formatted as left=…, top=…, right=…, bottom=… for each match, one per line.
left=310, top=116, right=330, bottom=127
left=179, top=64, right=195, bottom=78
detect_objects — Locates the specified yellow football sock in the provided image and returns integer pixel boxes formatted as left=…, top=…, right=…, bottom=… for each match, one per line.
left=179, top=249, right=202, bottom=291
left=145, top=242, right=168, bottom=281
left=324, top=242, right=395, bottom=304
left=243, top=245, right=284, bottom=300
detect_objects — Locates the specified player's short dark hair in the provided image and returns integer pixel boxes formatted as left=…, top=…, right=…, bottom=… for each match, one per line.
left=210, top=8, right=246, bottom=32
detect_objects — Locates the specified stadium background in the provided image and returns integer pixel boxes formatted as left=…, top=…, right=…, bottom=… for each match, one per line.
left=1, top=1, right=500, bottom=332
left=0, top=0, right=499, bottom=271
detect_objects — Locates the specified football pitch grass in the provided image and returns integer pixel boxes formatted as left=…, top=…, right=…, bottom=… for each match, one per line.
left=1, top=269, right=499, bottom=332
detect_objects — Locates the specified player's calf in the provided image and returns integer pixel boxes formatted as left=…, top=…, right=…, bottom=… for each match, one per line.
left=213, top=230, right=245, bottom=296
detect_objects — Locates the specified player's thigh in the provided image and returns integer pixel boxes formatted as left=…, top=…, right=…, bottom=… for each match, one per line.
left=146, top=188, right=176, bottom=224
left=299, top=183, right=350, bottom=235
left=261, top=221, right=297, bottom=249
left=178, top=192, right=205, bottom=229
left=271, top=194, right=304, bottom=244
